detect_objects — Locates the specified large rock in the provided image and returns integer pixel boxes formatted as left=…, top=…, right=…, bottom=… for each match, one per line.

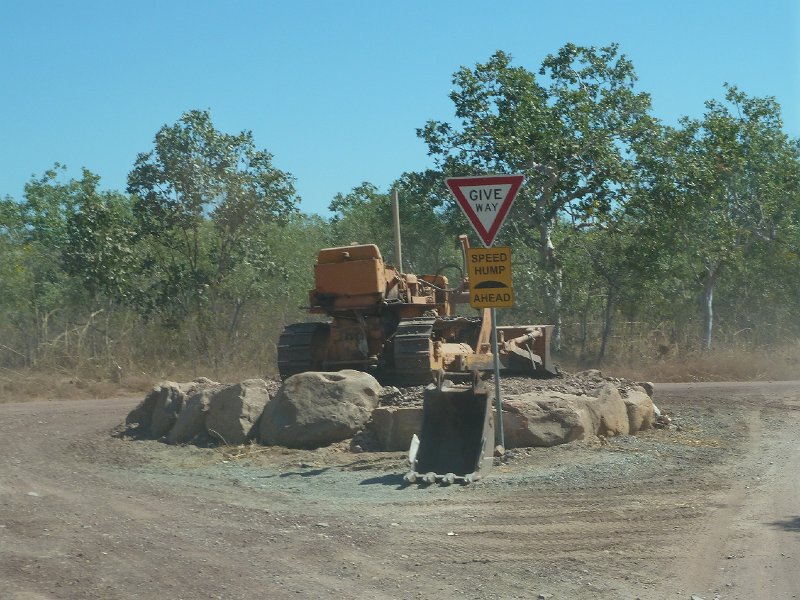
left=502, top=393, right=591, bottom=448
left=583, top=383, right=630, bottom=437
left=126, top=378, right=219, bottom=440
left=167, top=388, right=215, bottom=444
left=502, top=383, right=638, bottom=448
left=125, top=381, right=185, bottom=439
left=259, top=370, right=381, bottom=449
left=623, top=386, right=656, bottom=433
left=371, top=406, right=423, bottom=451
left=149, top=382, right=187, bottom=439
left=206, top=379, right=270, bottom=445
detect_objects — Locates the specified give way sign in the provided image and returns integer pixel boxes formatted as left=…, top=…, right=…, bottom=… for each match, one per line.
left=445, top=174, right=524, bottom=247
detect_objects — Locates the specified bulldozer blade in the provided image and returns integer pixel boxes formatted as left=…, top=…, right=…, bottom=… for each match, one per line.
left=497, top=324, right=558, bottom=376
left=405, top=377, right=494, bottom=484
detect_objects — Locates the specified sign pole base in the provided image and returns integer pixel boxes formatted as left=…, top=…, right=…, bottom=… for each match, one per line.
left=490, top=307, right=505, bottom=449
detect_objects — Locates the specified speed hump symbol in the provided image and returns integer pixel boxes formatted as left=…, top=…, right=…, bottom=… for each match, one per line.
left=466, top=247, right=514, bottom=309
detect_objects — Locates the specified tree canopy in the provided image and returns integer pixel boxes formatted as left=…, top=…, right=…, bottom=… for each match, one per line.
left=418, top=45, right=656, bottom=346
left=1, top=44, right=798, bottom=379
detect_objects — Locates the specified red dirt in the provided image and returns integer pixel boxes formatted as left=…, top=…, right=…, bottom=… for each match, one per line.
left=1, top=381, right=798, bottom=599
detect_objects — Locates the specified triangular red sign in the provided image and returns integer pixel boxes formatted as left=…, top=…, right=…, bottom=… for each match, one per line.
left=445, top=175, right=524, bottom=247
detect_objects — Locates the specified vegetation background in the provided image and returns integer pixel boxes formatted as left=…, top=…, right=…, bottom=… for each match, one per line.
left=1, top=44, right=798, bottom=401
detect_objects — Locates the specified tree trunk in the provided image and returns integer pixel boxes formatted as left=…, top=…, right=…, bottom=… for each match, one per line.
left=539, top=218, right=562, bottom=351
left=579, top=305, right=589, bottom=358
left=598, top=291, right=614, bottom=361
left=702, top=267, right=718, bottom=352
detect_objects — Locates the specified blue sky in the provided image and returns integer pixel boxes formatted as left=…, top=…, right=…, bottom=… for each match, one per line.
left=1, top=0, right=798, bottom=216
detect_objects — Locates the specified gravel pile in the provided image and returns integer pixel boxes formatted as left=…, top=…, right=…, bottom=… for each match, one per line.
left=374, top=368, right=652, bottom=408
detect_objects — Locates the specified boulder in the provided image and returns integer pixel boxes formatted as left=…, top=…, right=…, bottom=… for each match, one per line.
left=502, top=393, right=592, bottom=448
left=180, top=377, right=219, bottom=396
left=125, top=378, right=219, bottom=439
left=623, top=386, right=656, bottom=433
left=149, top=382, right=188, bottom=439
left=259, top=370, right=381, bottom=449
left=371, top=406, right=424, bottom=451
left=125, top=381, right=186, bottom=439
left=206, top=379, right=270, bottom=445
left=502, top=383, right=632, bottom=448
left=167, top=387, right=215, bottom=444
left=583, top=383, right=630, bottom=437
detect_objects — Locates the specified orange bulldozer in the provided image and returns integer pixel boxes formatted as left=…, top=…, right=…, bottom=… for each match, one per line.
left=277, top=234, right=555, bottom=385
left=276, top=234, right=556, bottom=483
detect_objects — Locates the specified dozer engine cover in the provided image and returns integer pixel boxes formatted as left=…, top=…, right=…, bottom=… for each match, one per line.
left=311, top=244, right=390, bottom=312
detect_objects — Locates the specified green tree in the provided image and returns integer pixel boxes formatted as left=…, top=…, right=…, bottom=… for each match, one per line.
left=573, top=213, right=664, bottom=360
left=0, top=194, right=30, bottom=365
left=391, top=170, right=468, bottom=278
left=418, top=44, right=655, bottom=348
left=328, top=182, right=391, bottom=249
left=0, top=165, right=114, bottom=367
left=63, top=187, right=137, bottom=302
left=328, top=175, right=461, bottom=278
left=639, top=86, right=800, bottom=351
left=127, top=109, right=300, bottom=362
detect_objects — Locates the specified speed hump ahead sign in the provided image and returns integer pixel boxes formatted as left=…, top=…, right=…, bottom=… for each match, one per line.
left=466, top=247, right=514, bottom=308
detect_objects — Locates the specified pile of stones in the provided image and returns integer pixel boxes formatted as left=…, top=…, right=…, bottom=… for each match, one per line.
left=124, top=369, right=656, bottom=451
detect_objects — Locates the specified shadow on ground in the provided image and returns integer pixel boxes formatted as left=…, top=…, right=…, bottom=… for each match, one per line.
left=769, top=516, right=800, bottom=532
left=359, top=473, right=408, bottom=488
left=279, top=468, right=330, bottom=478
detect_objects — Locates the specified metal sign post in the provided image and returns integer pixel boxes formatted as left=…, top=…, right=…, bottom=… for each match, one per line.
left=466, top=246, right=514, bottom=448
left=490, top=307, right=505, bottom=449
left=445, top=175, right=525, bottom=451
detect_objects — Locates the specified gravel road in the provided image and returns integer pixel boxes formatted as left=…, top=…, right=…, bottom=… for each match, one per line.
left=1, top=381, right=798, bottom=599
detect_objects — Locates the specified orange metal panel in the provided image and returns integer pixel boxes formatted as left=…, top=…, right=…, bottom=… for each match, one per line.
left=328, top=294, right=385, bottom=310
left=315, top=259, right=386, bottom=297
left=317, top=244, right=382, bottom=264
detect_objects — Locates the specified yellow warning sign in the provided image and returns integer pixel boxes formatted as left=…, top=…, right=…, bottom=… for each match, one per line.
left=466, top=247, right=514, bottom=308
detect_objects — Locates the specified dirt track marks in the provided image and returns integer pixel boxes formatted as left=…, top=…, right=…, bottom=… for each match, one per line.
left=1, top=383, right=799, bottom=599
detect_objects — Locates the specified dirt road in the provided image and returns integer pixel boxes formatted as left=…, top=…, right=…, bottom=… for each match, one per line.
left=1, top=381, right=798, bottom=599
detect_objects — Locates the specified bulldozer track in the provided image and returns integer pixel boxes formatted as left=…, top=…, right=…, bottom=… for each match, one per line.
left=277, top=322, right=329, bottom=379
left=388, top=317, right=436, bottom=385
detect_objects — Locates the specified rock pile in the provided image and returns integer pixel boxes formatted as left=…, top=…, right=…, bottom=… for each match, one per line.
left=124, top=369, right=656, bottom=452
left=125, top=377, right=274, bottom=445
left=500, top=381, right=654, bottom=448
left=125, top=370, right=381, bottom=448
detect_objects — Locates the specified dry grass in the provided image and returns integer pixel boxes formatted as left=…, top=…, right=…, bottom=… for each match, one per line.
left=0, top=363, right=275, bottom=404
left=1, top=343, right=797, bottom=404
left=560, top=343, right=800, bottom=383
left=0, top=372, right=153, bottom=403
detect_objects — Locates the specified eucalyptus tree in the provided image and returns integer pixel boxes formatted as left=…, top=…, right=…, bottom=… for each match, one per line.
left=0, top=165, right=128, bottom=365
left=391, top=169, right=473, bottom=278
left=127, top=110, right=299, bottom=355
left=329, top=173, right=461, bottom=277
left=63, top=187, right=137, bottom=303
left=418, top=44, right=655, bottom=348
left=328, top=182, right=392, bottom=248
left=0, top=193, right=30, bottom=366
left=639, top=86, right=800, bottom=351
